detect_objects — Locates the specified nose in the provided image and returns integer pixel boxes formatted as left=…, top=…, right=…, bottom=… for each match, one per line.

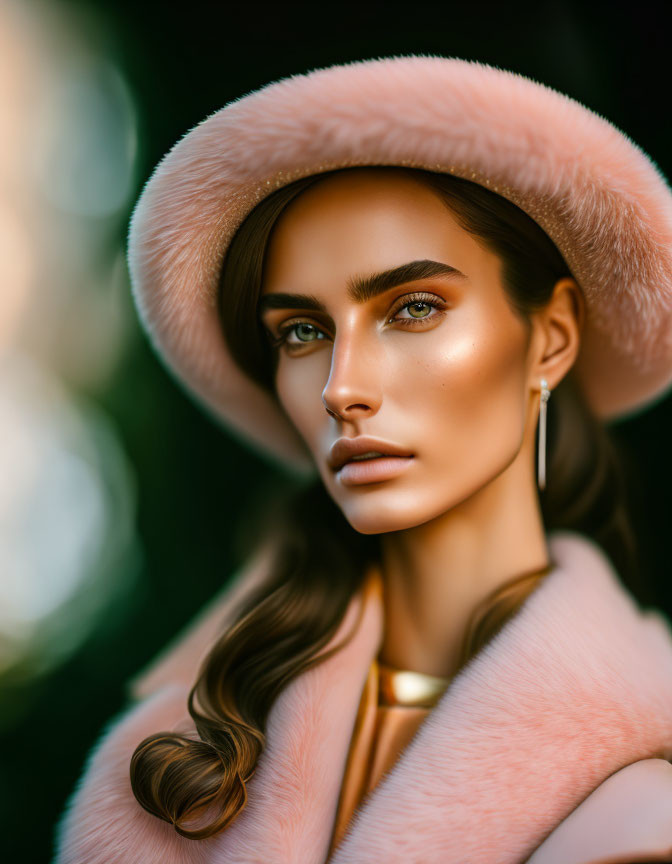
left=322, top=330, right=382, bottom=422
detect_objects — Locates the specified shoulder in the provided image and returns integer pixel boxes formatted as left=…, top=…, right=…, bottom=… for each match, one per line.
left=527, top=758, right=672, bottom=864
left=53, top=542, right=277, bottom=863
left=52, top=684, right=210, bottom=863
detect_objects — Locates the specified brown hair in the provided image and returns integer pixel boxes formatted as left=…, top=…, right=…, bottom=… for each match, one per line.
left=130, top=167, right=636, bottom=838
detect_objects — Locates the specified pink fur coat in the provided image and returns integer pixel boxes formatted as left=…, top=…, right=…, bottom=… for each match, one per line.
left=53, top=530, right=672, bottom=863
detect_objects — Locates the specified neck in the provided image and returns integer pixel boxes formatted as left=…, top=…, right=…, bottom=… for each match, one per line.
left=377, top=450, right=550, bottom=679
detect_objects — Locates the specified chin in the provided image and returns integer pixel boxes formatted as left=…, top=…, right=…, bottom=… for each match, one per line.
left=332, top=486, right=444, bottom=535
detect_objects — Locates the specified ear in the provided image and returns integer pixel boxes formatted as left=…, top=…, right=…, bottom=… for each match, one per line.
left=528, top=277, right=585, bottom=391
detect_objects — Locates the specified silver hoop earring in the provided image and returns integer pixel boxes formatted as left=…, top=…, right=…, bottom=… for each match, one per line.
left=537, top=378, right=551, bottom=491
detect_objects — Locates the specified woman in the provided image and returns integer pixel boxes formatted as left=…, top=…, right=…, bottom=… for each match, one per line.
left=53, top=56, right=672, bottom=863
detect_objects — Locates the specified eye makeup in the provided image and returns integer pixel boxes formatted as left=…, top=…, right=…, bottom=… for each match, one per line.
left=266, top=290, right=448, bottom=353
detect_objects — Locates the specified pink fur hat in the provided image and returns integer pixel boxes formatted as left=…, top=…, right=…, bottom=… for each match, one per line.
left=127, top=55, right=672, bottom=472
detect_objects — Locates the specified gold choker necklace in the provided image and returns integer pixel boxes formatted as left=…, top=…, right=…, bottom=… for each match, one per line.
left=377, top=661, right=450, bottom=708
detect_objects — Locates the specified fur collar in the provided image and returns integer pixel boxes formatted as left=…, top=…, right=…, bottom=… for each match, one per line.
left=211, top=530, right=672, bottom=863
left=54, top=530, right=672, bottom=864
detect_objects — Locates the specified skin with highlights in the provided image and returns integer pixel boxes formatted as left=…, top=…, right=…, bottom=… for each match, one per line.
left=260, top=168, right=584, bottom=678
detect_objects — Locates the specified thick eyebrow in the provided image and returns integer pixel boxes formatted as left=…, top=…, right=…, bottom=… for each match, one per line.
left=258, top=259, right=467, bottom=315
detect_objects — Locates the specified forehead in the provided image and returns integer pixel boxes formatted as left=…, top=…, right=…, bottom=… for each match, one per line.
left=261, top=168, right=497, bottom=295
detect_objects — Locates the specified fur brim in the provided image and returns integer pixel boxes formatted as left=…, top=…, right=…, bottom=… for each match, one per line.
left=128, top=55, right=672, bottom=470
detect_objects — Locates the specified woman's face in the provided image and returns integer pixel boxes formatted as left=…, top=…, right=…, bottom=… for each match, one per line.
left=259, top=169, right=537, bottom=535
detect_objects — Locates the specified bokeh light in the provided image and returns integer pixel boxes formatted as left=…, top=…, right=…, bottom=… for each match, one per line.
left=0, top=0, right=142, bottom=691
left=0, top=352, right=140, bottom=684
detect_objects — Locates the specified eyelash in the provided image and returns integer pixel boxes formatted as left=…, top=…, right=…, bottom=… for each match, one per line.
left=269, top=292, right=447, bottom=351
left=388, top=292, right=447, bottom=326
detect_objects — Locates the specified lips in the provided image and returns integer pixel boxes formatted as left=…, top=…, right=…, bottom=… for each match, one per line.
left=328, top=436, right=414, bottom=472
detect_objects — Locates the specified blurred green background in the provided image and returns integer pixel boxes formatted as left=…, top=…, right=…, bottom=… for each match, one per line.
left=0, top=0, right=670, bottom=860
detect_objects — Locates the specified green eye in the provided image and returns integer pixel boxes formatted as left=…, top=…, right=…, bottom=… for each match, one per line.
left=388, top=293, right=447, bottom=326
left=407, top=302, right=431, bottom=318
left=269, top=320, right=328, bottom=353
left=293, top=323, right=321, bottom=342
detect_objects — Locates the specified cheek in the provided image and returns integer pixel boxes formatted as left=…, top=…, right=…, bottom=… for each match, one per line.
left=341, top=324, right=529, bottom=534
left=394, top=315, right=529, bottom=462
left=274, top=354, right=329, bottom=448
